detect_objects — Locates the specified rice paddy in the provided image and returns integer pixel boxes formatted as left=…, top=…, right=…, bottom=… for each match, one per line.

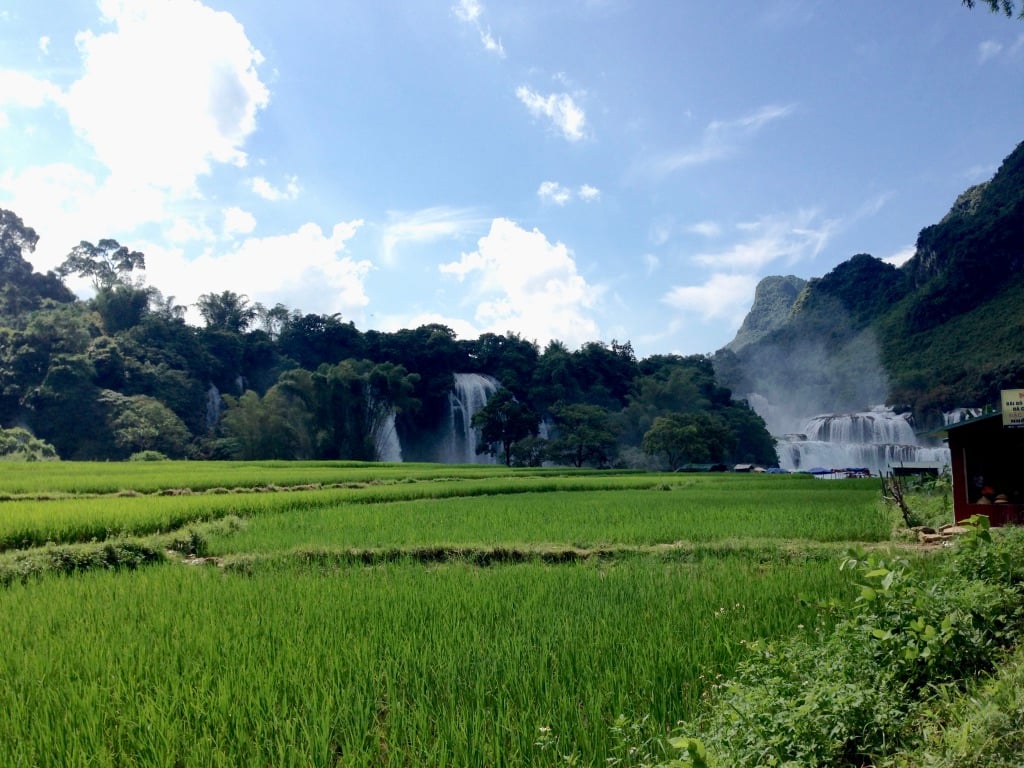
left=0, top=462, right=896, bottom=766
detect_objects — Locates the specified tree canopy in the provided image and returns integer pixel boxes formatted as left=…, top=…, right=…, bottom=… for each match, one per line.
left=0, top=205, right=778, bottom=466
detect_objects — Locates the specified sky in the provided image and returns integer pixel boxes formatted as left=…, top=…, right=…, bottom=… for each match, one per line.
left=1, top=1, right=1023, bottom=359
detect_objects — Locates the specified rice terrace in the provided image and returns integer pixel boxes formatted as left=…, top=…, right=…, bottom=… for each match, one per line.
left=3, top=461, right=1021, bottom=767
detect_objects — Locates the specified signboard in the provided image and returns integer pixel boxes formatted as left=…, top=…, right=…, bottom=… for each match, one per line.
left=1001, top=389, right=1024, bottom=428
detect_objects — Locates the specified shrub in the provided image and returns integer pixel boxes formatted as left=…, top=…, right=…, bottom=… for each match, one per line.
left=129, top=450, right=169, bottom=461
left=669, top=517, right=1024, bottom=767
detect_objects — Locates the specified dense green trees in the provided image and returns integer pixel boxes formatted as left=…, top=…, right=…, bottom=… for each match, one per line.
left=0, top=206, right=777, bottom=465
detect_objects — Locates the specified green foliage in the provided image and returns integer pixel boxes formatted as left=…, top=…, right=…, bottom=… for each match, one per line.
left=0, top=427, right=58, bottom=461
left=962, top=0, right=1024, bottom=19
left=129, top=450, right=168, bottom=461
left=642, top=412, right=731, bottom=471
left=55, top=238, right=145, bottom=289
left=677, top=520, right=1024, bottom=766
left=100, top=390, right=193, bottom=459
left=471, top=387, right=540, bottom=466
left=547, top=402, right=619, bottom=467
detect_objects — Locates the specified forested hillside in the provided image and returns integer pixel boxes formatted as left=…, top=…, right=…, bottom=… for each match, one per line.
left=0, top=209, right=775, bottom=466
left=715, top=140, right=1024, bottom=431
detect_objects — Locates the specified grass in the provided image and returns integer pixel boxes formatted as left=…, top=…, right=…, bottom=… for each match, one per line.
left=0, top=556, right=851, bottom=767
left=0, top=462, right=926, bottom=765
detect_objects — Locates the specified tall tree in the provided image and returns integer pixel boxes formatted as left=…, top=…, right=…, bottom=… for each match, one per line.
left=56, top=239, right=146, bottom=289
left=641, top=412, right=732, bottom=471
left=195, top=290, right=258, bottom=334
left=0, top=209, right=75, bottom=319
left=471, top=388, right=539, bottom=466
left=547, top=402, right=618, bottom=468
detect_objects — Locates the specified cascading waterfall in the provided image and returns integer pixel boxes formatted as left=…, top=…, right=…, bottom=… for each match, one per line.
left=205, top=384, right=224, bottom=431
left=438, top=373, right=500, bottom=464
left=773, top=406, right=949, bottom=476
left=373, top=410, right=403, bottom=462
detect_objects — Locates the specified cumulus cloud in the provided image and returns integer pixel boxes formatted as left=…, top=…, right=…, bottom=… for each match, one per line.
left=251, top=176, right=300, bottom=201
left=144, top=219, right=369, bottom=324
left=578, top=184, right=601, bottom=202
left=692, top=209, right=836, bottom=271
left=1, top=1, right=273, bottom=271
left=222, top=206, right=256, bottom=237
left=0, top=69, right=64, bottom=110
left=439, top=218, right=603, bottom=348
left=661, top=272, right=760, bottom=325
left=0, top=162, right=169, bottom=269
left=64, top=0, right=269, bottom=191
left=645, top=104, right=793, bottom=176
left=516, top=86, right=587, bottom=142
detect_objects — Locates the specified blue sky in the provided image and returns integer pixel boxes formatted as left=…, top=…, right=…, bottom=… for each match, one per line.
left=1, top=1, right=1022, bottom=358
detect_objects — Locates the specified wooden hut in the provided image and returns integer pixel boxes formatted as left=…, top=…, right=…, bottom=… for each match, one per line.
left=946, top=412, right=1024, bottom=526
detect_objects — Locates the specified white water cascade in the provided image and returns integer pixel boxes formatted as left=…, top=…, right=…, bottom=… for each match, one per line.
left=373, top=410, right=403, bottom=462
left=438, top=373, right=500, bottom=464
left=774, top=406, right=950, bottom=476
left=205, top=384, right=224, bottom=431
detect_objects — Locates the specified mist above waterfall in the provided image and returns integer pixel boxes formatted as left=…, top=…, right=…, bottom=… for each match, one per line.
left=717, top=311, right=950, bottom=474
left=736, top=327, right=891, bottom=437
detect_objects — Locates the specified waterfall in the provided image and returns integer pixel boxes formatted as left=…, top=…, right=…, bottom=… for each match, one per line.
left=205, top=384, right=224, bottom=431
left=439, top=373, right=500, bottom=464
left=373, top=410, right=403, bottom=462
left=773, top=406, right=949, bottom=476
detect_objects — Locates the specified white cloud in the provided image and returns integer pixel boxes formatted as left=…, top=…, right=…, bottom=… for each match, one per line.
left=648, top=216, right=674, bottom=246
left=38, top=36, right=51, bottom=55
left=251, top=175, right=300, bottom=201
left=693, top=209, right=836, bottom=271
left=453, top=0, right=504, bottom=57
left=222, top=206, right=256, bottom=237
left=453, top=0, right=482, bottom=22
left=1, top=162, right=167, bottom=270
left=439, top=218, right=603, bottom=348
left=883, top=245, right=915, bottom=267
left=0, top=69, right=64, bottom=109
left=979, top=40, right=1003, bottom=63
left=662, top=272, right=760, bottom=324
left=166, top=216, right=215, bottom=244
left=1, top=2, right=273, bottom=273
left=688, top=220, right=721, bottom=238
left=643, top=253, right=659, bottom=274
left=480, top=28, right=505, bottom=57
left=516, top=86, right=587, bottom=142
left=646, top=104, right=793, bottom=176
left=537, top=181, right=600, bottom=205
left=64, top=0, right=269, bottom=191
left=538, top=180, right=572, bottom=205
left=380, top=206, right=481, bottom=266
left=144, top=220, right=369, bottom=323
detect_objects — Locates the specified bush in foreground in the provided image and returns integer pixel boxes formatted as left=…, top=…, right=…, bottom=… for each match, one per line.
left=587, top=517, right=1024, bottom=767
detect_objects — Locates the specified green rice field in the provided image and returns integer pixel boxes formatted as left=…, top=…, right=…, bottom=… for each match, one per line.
left=0, top=462, right=898, bottom=766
